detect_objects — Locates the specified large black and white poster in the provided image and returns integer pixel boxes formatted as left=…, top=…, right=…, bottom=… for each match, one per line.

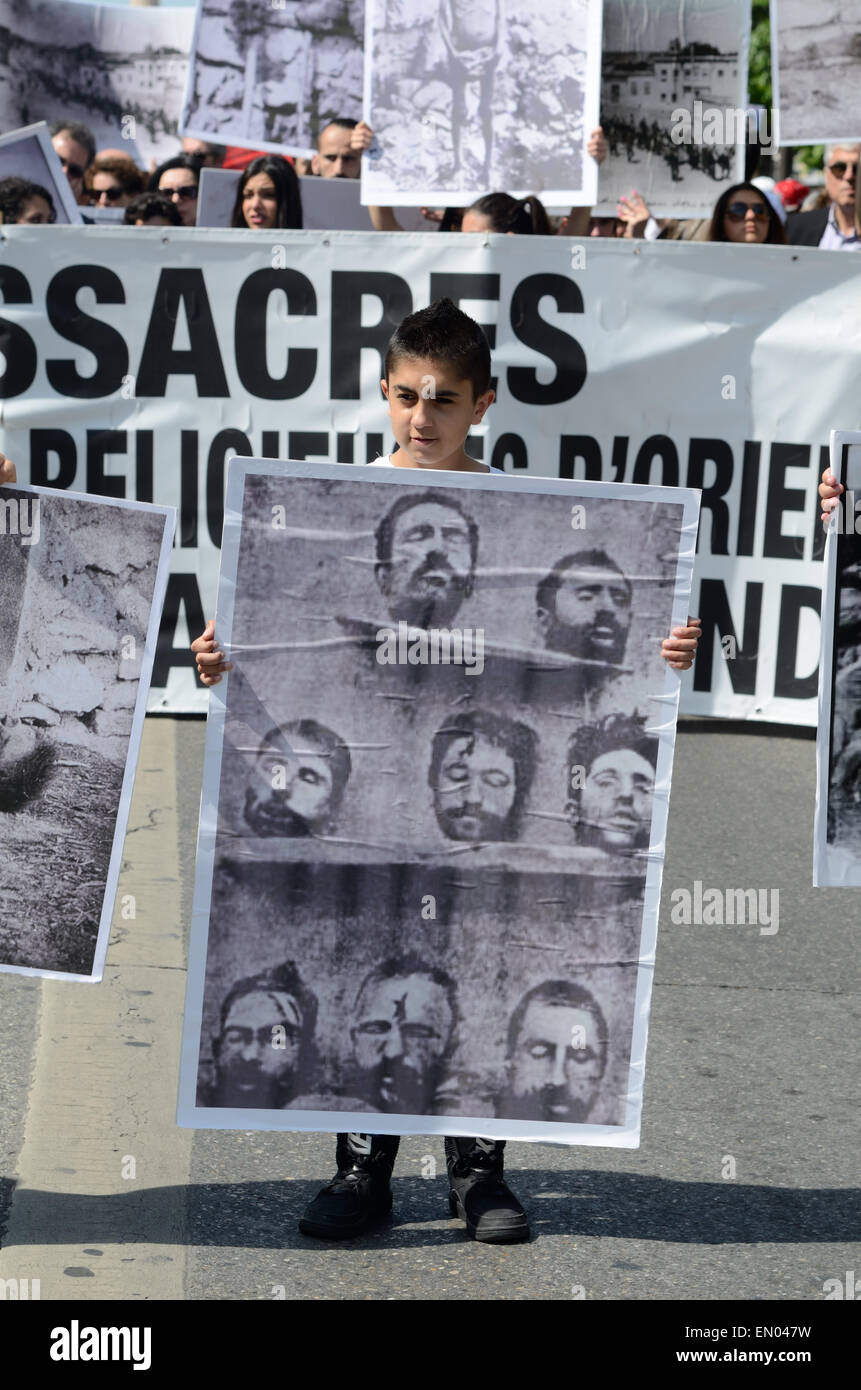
left=362, top=0, right=603, bottom=206
left=179, top=460, right=699, bottom=1145
left=0, top=0, right=194, bottom=170
left=814, top=431, right=861, bottom=886
left=0, top=485, right=175, bottom=980
left=181, top=0, right=364, bottom=156
left=596, top=0, right=749, bottom=218
left=772, top=0, right=861, bottom=145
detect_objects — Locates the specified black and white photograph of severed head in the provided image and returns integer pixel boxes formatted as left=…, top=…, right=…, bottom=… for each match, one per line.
left=596, top=0, right=749, bottom=217
left=0, top=485, right=174, bottom=978
left=182, top=0, right=364, bottom=157
left=204, top=464, right=690, bottom=868
left=189, top=856, right=643, bottom=1134
left=772, top=0, right=861, bottom=144
left=362, top=0, right=603, bottom=205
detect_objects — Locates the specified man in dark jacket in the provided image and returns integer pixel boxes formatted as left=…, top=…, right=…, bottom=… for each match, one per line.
left=787, top=144, right=860, bottom=250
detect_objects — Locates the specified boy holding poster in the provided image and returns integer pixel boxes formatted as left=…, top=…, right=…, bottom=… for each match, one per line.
left=192, top=299, right=701, bottom=1243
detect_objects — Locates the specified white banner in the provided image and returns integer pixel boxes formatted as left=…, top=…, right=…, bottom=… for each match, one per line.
left=1, top=227, right=857, bottom=724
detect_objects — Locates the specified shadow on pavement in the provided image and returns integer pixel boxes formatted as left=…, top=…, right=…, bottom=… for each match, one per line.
left=2, top=1171, right=860, bottom=1249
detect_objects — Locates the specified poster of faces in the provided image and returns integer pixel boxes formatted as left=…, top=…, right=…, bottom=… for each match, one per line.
left=179, top=461, right=699, bottom=1144
left=0, top=485, right=175, bottom=979
left=181, top=0, right=364, bottom=157
left=815, top=433, right=861, bottom=886
left=596, top=0, right=749, bottom=218
left=362, top=0, right=603, bottom=206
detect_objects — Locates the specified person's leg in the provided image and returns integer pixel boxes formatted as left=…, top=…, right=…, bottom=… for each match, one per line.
left=299, top=1132, right=400, bottom=1240
left=444, top=1136, right=529, bottom=1243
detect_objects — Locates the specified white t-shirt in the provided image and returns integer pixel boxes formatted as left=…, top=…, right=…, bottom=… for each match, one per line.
left=369, top=453, right=505, bottom=474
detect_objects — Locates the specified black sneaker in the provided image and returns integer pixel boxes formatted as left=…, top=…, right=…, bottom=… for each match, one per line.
left=298, top=1133, right=399, bottom=1241
left=445, top=1136, right=530, bottom=1244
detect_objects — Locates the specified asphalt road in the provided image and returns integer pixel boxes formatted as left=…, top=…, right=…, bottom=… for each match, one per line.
left=1, top=716, right=859, bottom=1301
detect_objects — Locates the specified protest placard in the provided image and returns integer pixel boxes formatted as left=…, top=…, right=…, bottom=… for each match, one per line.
left=0, top=484, right=175, bottom=979
left=177, top=458, right=698, bottom=1144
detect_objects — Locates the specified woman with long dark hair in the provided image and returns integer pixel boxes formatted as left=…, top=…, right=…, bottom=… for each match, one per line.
left=231, top=155, right=303, bottom=230
left=707, top=181, right=786, bottom=245
left=460, top=191, right=552, bottom=235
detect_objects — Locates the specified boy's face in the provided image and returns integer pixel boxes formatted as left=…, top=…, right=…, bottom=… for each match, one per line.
left=381, top=356, right=494, bottom=470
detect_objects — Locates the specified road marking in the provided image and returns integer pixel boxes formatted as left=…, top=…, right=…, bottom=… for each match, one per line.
left=0, top=719, right=194, bottom=1299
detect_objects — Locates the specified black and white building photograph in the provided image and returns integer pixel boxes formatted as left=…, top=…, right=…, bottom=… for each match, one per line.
left=362, top=0, right=603, bottom=206
left=0, top=0, right=194, bottom=169
left=179, top=460, right=699, bottom=1144
left=597, top=0, right=749, bottom=217
left=772, top=0, right=861, bottom=144
left=0, top=486, right=174, bottom=979
left=815, top=433, right=861, bottom=887
left=181, top=0, right=364, bottom=156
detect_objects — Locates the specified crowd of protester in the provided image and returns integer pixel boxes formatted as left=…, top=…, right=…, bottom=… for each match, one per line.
left=0, top=111, right=857, bottom=252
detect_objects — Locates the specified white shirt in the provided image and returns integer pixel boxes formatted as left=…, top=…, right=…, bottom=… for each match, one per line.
left=819, top=204, right=861, bottom=251
left=369, top=453, right=505, bottom=473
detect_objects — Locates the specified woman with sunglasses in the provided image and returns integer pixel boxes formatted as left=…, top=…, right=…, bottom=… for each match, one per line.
left=708, top=181, right=786, bottom=246
left=230, top=155, right=303, bottom=230
left=85, top=155, right=145, bottom=209
left=149, top=154, right=203, bottom=227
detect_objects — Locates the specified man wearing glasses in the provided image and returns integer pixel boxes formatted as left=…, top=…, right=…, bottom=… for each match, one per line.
left=49, top=120, right=96, bottom=207
left=787, top=143, right=860, bottom=249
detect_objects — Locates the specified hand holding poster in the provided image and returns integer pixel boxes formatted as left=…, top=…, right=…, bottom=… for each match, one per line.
left=0, top=484, right=175, bottom=979
left=178, top=459, right=699, bottom=1145
left=814, top=430, right=861, bottom=886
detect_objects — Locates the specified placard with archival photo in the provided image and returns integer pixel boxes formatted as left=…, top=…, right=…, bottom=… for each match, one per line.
left=361, top=0, right=603, bottom=207
left=0, top=0, right=194, bottom=170
left=178, top=459, right=699, bottom=1144
left=772, top=0, right=861, bottom=145
left=815, top=430, right=861, bottom=886
left=0, top=485, right=175, bottom=979
left=595, top=0, right=750, bottom=219
left=0, top=122, right=82, bottom=225
left=181, top=0, right=363, bottom=158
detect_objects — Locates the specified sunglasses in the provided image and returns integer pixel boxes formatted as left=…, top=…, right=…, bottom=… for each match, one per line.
left=827, top=161, right=859, bottom=180
left=163, top=184, right=198, bottom=201
left=725, top=201, right=769, bottom=221
left=59, top=157, right=85, bottom=181
left=94, top=186, right=124, bottom=203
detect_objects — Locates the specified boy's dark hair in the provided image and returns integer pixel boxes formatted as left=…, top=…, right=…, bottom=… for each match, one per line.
left=0, top=176, right=56, bottom=223
left=467, top=192, right=551, bottom=236
left=124, top=192, right=182, bottom=226
left=49, top=120, right=96, bottom=167
left=322, top=117, right=358, bottom=133
left=385, top=297, right=492, bottom=399
left=231, top=154, right=303, bottom=229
